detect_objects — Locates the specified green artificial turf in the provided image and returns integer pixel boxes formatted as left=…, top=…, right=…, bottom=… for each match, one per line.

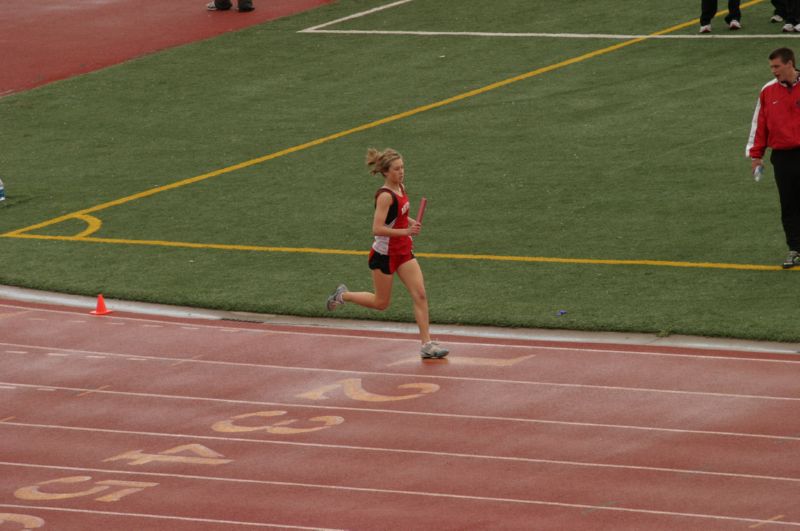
left=2, top=0, right=798, bottom=341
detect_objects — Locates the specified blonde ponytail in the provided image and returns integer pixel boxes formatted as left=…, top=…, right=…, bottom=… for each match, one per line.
left=366, top=148, right=402, bottom=176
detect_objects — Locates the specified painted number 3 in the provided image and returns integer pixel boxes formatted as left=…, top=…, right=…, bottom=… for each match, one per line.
left=212, top=411, right=344, bottom=435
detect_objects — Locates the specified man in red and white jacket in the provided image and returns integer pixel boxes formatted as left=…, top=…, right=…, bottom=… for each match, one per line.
left=747, top=47, right=800, bottom=268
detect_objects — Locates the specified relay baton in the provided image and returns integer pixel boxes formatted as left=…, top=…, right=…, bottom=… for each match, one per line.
left=417, top=197, right=427, bottom=224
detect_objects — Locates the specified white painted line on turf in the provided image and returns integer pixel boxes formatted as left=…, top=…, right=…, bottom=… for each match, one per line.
left=5, top=381, right=799, bottom=442
left=0, top=463, right=797, bottom=527
left=303, top=29, right=800, bottom=40
left=5, top=420, right=800, bottom=484
left=0, top=503, right=342, bottom=530
left=299, top=0, right=414, bottom=32
left=4, top=342, right=799, bottom=401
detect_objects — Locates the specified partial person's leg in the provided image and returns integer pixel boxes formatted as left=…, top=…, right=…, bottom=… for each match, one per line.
left=208, top=0, right=233, bottom=10
left=725, top=0, right=742, bottom=23
left=396, top=259, right=431, bottom=344
left=773, top=0, right=787, bottom=19
left=343, top=269, right=394, bottom=310
left=700, top=0, right=718, bottom=25
left=771, top=149, right=800, bottom=252
left=784, top=0, right=800, bottom=24
left=237, top=0, right=255, bottom=11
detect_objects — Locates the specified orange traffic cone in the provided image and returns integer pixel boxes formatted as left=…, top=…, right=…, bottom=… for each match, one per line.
left=90, top=294, right=112, bottom=316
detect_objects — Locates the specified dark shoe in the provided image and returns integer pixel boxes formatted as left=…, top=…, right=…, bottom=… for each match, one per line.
left=207, top=1, right=232, bottom=10
left=237, top=2, right=255, bottom=11
left=783, top=250, right=800, bottom=269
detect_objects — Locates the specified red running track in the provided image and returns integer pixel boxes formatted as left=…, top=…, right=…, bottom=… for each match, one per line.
left=1, top=299, right=799, bottom=529
left=0, top=0, right=332, bottom=97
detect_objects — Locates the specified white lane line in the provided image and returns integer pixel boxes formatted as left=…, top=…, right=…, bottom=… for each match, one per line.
left=85, top=355, right=106, bottom=359
left=141, top=324, right=162, bottom=328
left=299, top=0, right=414, bottom=32
left=4, top=381, right=798, bottom=442
left=0, top=386, right=15, bottom=390
left=36, top=388, right=55, bottom=392
left=5, top=350, right=28, bottom=354
left=3, top=325, right=799, bottom=362
left=0, top=463, right=797, bottom=527
left=45, top=353, right=68, bottom=357
left=4, top=420, right=800, bottom=484
left=0, top=503, right=342, bottom=530
left=303, top=29, right=800, bottom=40
left=3, top=343, right=796, bottom=401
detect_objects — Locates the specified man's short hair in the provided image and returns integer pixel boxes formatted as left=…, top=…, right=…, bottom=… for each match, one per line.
left=769, top=47, right=796, bottom=67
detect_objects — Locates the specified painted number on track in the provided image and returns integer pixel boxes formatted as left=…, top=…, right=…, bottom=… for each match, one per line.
left=103, top=443, right=232, bottom=466
left=297, top=378, right=439, bottom=402
left=0, top=514, right=45, bottom=529
left=212, top=411, right=344, bottom=435
left=14, top=476, right=158, bottom=503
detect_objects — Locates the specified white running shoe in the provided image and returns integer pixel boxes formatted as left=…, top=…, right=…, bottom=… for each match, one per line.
left=728, top=20, right=742, bottom=30
left=420, top=341, right=449, bottom=359
left=771, top=14, right=784, bottom=23
left=699, top=25, right=712, bottom=34
left=783, top=23, right=795, bottom=32
left=795, top=23, right=800, bottom=32
left=326, top=284, right=348, bottom=310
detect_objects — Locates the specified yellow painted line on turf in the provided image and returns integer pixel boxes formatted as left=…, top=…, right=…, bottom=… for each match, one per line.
left=72, top=214, right=103, bottom=238
left=0, top=0, right=765, bottom=239
left=6, top=232, right=789, bottom=271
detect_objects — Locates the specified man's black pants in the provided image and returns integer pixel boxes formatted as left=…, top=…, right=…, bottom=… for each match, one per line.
left=771, top=148, right=800, bottom=251
left=700, top=0, right=742, bottom=25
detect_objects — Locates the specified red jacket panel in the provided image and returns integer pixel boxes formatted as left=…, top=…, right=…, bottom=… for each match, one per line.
left=747, top=75, right=800, bottom=159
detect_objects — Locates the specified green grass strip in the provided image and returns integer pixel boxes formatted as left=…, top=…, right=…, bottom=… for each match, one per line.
left=3, top=1, right=764, bottom=240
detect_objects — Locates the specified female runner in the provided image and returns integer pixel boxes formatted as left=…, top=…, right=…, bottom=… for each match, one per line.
left=326, top=148, right=449, bottom=359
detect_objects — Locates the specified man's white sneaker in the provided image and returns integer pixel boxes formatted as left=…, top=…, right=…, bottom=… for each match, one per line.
left=771, top=14, right=784, bottom=23
left=728, top=20, right=742, bottom=30
left=783, top=23, right=795, bottom=32
left=699, top=25, right=712, bottom=34
left=795, top=23, right=800, bottom=32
